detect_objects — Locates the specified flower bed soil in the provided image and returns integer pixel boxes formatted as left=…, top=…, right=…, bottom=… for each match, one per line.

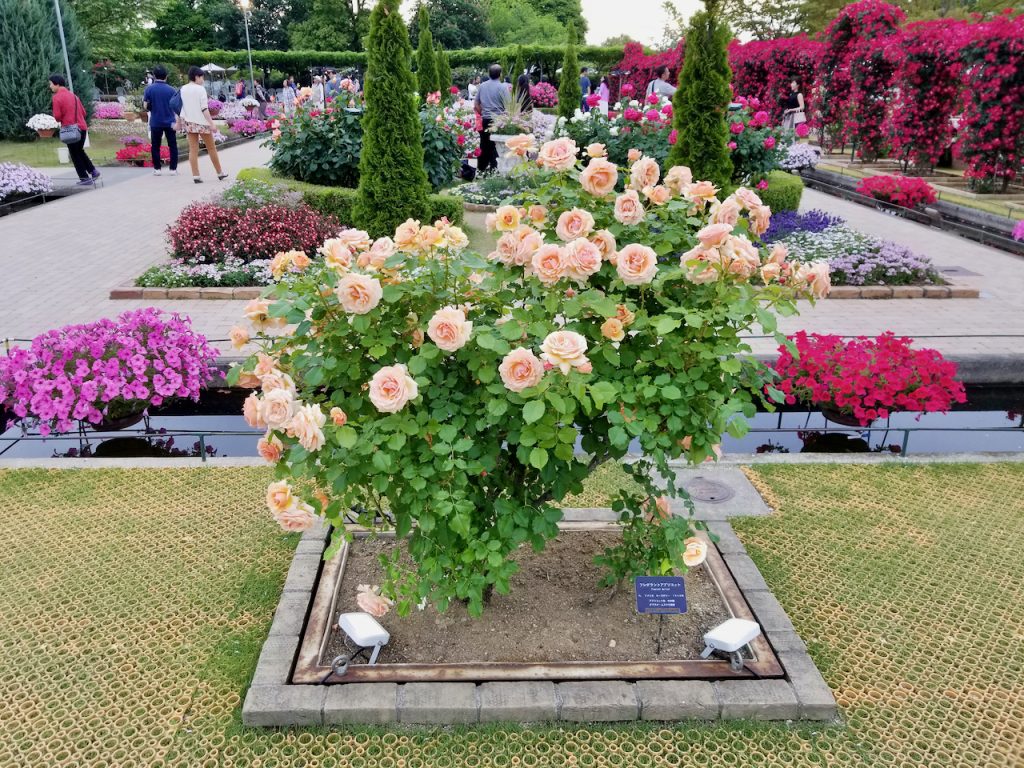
left=323, top=531, right=731, bottom=665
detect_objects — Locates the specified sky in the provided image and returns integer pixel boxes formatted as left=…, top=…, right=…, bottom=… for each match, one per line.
left=581, top=0, right=704, bottom=46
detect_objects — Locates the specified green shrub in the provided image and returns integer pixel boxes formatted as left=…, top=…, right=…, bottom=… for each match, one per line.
left=436, top=44, right=452, bottom=91
left=354, top=0, right=432, bottom=237
left=267, top=106, right=363, bottom=187
left=760, top=170, right=803, bottom=212
left=237, top=168, right=463, bottom=231
left=420, top=105, right=462, bottom=192
left=415, top=5, right=439, bottom=96
left=557, top=25, right=581, bottom=120
left=667, top=0, right=733, bottom=188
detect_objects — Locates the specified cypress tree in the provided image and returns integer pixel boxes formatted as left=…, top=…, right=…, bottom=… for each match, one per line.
left=353, top=0, right=431, bottom=237
left=667, top=0, right=733, bottom=188
left=0, top=0, right=95, bottom=140
left=557, top=24, right=581, bottom=120
left=512, top=45, right=525, bottom=81
left=436, top=43, right=452, bottom=92
left=415, top=5, right=439, bottom=96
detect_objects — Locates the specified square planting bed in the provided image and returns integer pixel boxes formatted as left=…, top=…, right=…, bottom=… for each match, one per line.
left=244, top=516, right=837, bottom=726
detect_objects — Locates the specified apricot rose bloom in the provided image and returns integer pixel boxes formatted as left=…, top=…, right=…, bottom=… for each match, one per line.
left=289, top=403, right=327, bottom=452
left=274, top=499, right=316, bottom=532
left=643, top=185, right=672, bottom=206
left=616, top=243, right=658, bottom=285
left=229, top=325, right=249, bottom=350
left=664, top=165, right=693, bottom=194
left=590, top=230, right=617, bottom=260
left=531, top=244, right=567, bottom=285
left=540, top=331, right=589, bottom=374
left=335, top=273, right=383, bottom=315
left=627, top=148, right=642, bottom=163
left=795, top=261, right=832, bottom=298
left=368, top=364, right=419, bottom=413
left=555, top=208, right=596, bottom=242
left=613, top=189, right=646, bottom=225
left=684, top=180, right=719, bottom=208
left=261, top=388, right=297, bottom=429
left=499, top=347, right=545, bottom=392
left=260, top=371, right=296, bottom=395
left=394, top=218, right=420, bottom=251
left=629, top=156, right=660, bottom=190
left=527, top=205, right=547, bottom=226
left=244, top=298, right=285, bottom=332
left=494, top=205, right=521, bottom=232
left=710, top=197, right=741, bottom=227
left=320, top=239, right=353, bottom=271
left=563, top=238, right=603, bottom=283
left=338, top=229, right=372, bottom=252
left=537, top=137, right=578, bottom=172
left=356, top=584, right=393, bottom=617
left=683, top=537, right=708, bottom=567
left=579, top=157, right=618, bottom=197
left=616, top=304, right=636, bottom=326
left=586, top=142, right=607, bottom=157
left=329, top=407, right=347, bottom=426
left=266, top=480, right=294, bottom=513
left=505, top=133, right=536, bottom=157
left=696, top=223, right=734, bottom=249
left=601, top=317, right=625, bottom=342
left=427, top=306, right=473, bottom=352
left=257, top=432, right=283, bottom=463
left=243, top=393, right=266, bottom=429
left=358, top=237, right=396, bottom=269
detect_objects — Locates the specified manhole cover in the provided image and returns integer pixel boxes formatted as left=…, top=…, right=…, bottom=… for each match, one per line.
left=686, top=478, right=735, bottom=503
left=937, top=266, right=981, bottom=277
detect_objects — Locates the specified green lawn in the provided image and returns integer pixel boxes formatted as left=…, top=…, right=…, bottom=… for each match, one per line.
left=0, top=132, right=128, bottom=167
left=0, top=462, right=1020, bottom=767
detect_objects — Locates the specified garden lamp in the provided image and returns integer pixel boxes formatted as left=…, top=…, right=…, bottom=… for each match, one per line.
left=700, top=618, right=762, bottom=672
left=320, top=612, right=390, bottom=681
left=238, top=0, right=256, bottom=95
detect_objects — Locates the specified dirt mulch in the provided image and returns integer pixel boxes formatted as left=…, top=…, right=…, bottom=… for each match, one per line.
left=324, top=531, right=731, bottom=665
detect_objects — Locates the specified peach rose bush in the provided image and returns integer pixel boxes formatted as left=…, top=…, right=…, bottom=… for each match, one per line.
left=229, top=138, right=829, bottom=616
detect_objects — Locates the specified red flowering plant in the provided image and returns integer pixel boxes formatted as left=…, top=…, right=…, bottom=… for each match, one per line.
left=726, top=100, right=791, bottom=184
left=886, top=19, right=968, bottom=173
left=855, top=175, right=937, bottom=209
left=772, top=331, right=966, bottom=425
left=615, top=40, right=685, bottom=104
left=167, top=202, right=341, bottom=264
left=955, top=11, right=1024, bottom=193
left=116, top=143, right=171, bottom=168
left=530, top=82, right=558, bottom=108
left=728, top=36, right=821, bottom=125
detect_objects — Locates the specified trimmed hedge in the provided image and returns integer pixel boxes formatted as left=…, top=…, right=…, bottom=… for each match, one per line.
left=237, top=168, right=463, bottom=233
left=760, top=170, right=804, bottom=212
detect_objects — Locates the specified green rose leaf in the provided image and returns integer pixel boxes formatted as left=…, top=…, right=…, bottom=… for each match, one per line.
left=523, top=400, right=546, bottom=424
left=336, top=426, right=358, bottom=449
left=529, top=447, right=548, bottom=469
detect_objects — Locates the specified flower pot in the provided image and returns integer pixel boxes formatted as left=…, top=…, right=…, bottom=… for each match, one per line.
left=92, top=411, right=145, bottom=431
left=36, top=129, right=55, bottom=138
left=490, top=134, right=520, bottom=176
left=138, top=110, right=149, bottom=123
left=123, top=111, right=138, bottom=121
left=820, top=405, right=866, bottom=427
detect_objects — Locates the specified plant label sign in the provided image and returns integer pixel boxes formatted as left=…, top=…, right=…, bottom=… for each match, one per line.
left=634, top=576, right=687, bottom=614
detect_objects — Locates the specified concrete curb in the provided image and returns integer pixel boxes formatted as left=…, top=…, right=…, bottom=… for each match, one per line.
left=109, top=284, right=262, bottom=300
left=242, top=517, right=839, bottom=727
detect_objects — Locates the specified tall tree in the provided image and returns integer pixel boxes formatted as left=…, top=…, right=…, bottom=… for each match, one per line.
left=531, top=0, right=586, bottom=35
left=486, top=0, right=562, bottom=46
left=288, top=0, right=368, bottom=50
left=69, top=0, right=148, bottom=50
left=435, top=43, right=452, bottom=91
left=415, top=4, right=440, bottom=95
left=151, top=0, right=213, bottom=49
left=557, top=24, right=581, bottom=120
left=724, top=0, right=808, bottom=39
left=667, top=0, right=733, bottom=188
left=1, top=0, right=95, bottom=139
left=408, top=0, right=492, bottom=49
left=354, top=0, right=430, bottom=236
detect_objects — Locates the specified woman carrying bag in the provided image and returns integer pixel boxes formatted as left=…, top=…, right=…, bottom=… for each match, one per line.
left=782, top=80, right=807, bottom=133
left=49, top=74, right=99, bottom=186
left=180, top=66, right=228, bottom=184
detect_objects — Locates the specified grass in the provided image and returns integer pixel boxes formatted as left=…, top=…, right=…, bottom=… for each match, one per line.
left=0, top=133, right=128, bottom=167
left=0, top=462, right=1021, bottom=766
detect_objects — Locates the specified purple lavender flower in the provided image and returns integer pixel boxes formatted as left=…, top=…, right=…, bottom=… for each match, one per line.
left=762, top=209, right=845, bottom=243
left=824, top=242, right=939, bottom=286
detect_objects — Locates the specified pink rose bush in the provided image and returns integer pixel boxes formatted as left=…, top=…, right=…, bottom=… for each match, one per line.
left=230, top=140, right=827, bottom=615
left=0, top=308, right=217, bottom=436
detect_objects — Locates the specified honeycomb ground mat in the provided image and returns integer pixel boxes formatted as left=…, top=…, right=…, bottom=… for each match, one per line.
left=0, top=464, right=1020, bottom=767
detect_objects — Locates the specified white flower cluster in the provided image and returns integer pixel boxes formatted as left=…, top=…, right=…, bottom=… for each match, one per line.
left=25, top=114, right=59, bottom=131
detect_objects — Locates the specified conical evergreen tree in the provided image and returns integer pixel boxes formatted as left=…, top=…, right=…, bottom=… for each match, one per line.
left=415, top=5, right=439, bottom=96
left=0, top=0, right=95, bottom=140
left=557, top=24, right=581, bottom=120
left=353, top=0, right=431, bottom=237
left=512, top=46, right=525, bottom=81
left=436, top=43, right=452, bottom=92
left=667, top=0, right=733, bottom=188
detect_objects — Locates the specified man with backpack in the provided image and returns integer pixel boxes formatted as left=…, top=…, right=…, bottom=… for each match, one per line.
left=142, top=65, right=179, bottom=176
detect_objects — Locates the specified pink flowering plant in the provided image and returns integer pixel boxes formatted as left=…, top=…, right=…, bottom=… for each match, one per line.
left=0, top=309, right=218, bottom=436
left=726, top=101, right=791, bottom=185
left=555, top=95, right=676, bottom=167
left=231, top=138, right=829, bottom=615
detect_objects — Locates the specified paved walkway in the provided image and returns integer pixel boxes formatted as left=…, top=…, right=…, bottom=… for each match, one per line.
left=2, top=155, right=1023, bottom=366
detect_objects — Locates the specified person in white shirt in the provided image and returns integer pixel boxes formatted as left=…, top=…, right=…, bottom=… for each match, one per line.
left=467, top=76, right=480, bottom=100
left=311, top=76, right=325, bottom=108
left=646, top=65, right=677, bottom=99
left=180, top=66, right=227, bottom=184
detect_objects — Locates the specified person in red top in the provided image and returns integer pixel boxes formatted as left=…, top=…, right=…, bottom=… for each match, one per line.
left=49, top=74, right=99, bottom=185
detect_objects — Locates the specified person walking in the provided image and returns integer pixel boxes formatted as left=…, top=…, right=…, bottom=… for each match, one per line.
left=142, top=65, right=179, bottom=176
left=645, top=66, right=677, bottom=99
left=598, top=76, right=610, bottom=116
left=180, top=66, right=227, bottom=184
left=255, top=79, right=269, bottom=118
left=781, top=80, right=806, bottom=133
left=474, top=64, right=505, bottom=174
left=467, top=76, right=480, bottom=101
left=280, top=78, right=296, bottom=117
left=516, top=73, right=533, bottom=112
left=311, top=76, right=325, bottom=108
left=235, top=78, right=246, bottom=101
left=579, top=67, right=592, bottom=112
left=49, top=75, right=99, bottom=186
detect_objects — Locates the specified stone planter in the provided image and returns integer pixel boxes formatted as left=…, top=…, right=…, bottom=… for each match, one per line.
left=490, top=134, right=518, bottom=176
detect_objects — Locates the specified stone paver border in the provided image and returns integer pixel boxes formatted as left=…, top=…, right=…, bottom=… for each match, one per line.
left=109, top=284, right=263, bottom=300
left=242, top=487, right=838, bottom=726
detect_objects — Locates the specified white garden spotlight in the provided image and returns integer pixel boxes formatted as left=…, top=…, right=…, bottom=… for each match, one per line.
left=700, top=618, right=761, bottom=671
left=322, top=612, right=390, bottom=681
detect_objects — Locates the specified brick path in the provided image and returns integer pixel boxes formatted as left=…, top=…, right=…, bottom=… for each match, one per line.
left=2, top=153, right=1022, bottom=361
